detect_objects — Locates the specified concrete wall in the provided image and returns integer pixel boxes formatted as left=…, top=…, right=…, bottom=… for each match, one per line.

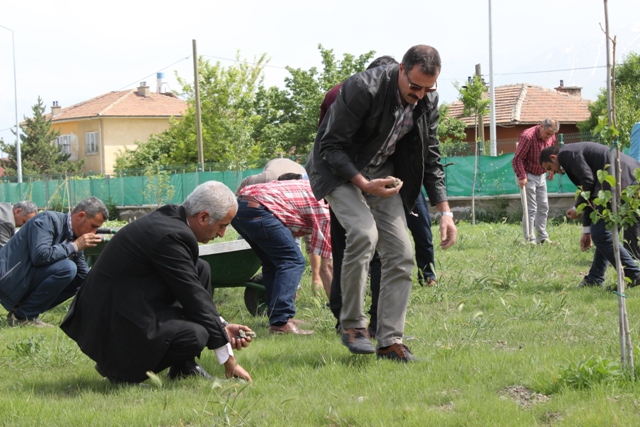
left=437, top=193, right=576, bottom=221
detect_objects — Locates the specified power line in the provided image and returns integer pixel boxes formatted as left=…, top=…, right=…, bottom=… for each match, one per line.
left=116, top=53, right=288, bottom=92
left=438, top=64, right=607, bottom=82
left=494, top=65, right=606, bottom=76
left=117, top=56, right=191, bottom=90
left=201, top=55, right=288, bottom=70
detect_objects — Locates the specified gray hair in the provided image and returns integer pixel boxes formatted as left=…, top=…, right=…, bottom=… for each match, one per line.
left=541, top=118, right=560, bottom=133
left=14, top=200, right=37, bottom=215
left=401, top=45, right=441, bottom=76
left=183, top=181, right=237, bottom=224
left=72, top=197, right=109, bottom=219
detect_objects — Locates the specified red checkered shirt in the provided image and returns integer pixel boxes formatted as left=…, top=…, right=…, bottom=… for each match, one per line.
left=237, top=179, right=332, bottom=259
left=512, top=125, right=556, bottom=180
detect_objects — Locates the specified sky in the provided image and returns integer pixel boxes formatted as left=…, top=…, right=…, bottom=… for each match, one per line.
left=1, top=0, right=639, bottom=148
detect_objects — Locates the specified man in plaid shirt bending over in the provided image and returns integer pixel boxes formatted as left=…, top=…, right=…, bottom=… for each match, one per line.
left=512, top=118, right=559, bottom=245
left=233, top=178, right=331, bottom=335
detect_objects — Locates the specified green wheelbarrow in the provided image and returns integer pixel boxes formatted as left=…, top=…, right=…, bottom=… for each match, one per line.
left=199, top=240, right=267, bottom=316
left=84, top=233, right=267, bottom=316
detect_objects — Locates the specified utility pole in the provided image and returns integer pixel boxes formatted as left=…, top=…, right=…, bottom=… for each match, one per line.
left=475, top=64, right=485, bottom=148
left=0, top=24, right=22, bottom=182
left=488, top=0, right=497, bottom=156
left=193, top=39, right=204, bottom=172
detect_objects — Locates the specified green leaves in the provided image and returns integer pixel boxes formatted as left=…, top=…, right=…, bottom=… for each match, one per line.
left=0, top=96, right=84, bottom=176
left=556, top=356, right=623, bottom=390
left=578, top=52, right=640, bottom=147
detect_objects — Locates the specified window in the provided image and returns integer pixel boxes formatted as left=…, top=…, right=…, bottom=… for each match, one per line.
left=56, top=135, right=71, bottom=154
left=85, top=132, right=99, bottom=155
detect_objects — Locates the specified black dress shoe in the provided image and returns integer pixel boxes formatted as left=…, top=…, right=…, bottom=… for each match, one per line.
left=168, top=362, right=214, bottom=380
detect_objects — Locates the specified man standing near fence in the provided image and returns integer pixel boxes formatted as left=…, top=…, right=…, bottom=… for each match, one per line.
left=512, top=118, right=559, bottom=245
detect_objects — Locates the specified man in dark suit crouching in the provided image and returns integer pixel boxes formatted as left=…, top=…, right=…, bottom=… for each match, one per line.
left=61, top=181, right=253, bottom=384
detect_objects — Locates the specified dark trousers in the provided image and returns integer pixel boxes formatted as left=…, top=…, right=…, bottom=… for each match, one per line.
left=153, top=259, right=212, bottom=373
left=15, top=259, right=83, bottom=320
left=329, top=193, right=434, bottom=326
left=623, top=219, right=640, bottom=260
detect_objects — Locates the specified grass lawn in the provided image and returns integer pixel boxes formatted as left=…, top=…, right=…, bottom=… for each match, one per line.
left=2, top=220, right=640, bottom=426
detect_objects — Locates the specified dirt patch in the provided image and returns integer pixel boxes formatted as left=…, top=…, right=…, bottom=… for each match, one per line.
left=540, top=411, right=564, bottom=424
left=494, top=340, right=524, bottom=351
left=501, top=385, right=550, bottom=409
left=436, top=401, right=455, bottom=411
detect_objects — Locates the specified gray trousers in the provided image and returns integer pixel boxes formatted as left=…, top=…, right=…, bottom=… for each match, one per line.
left=325, top=162, right=414, bottom=348
left=521, top=172, right=549, bottom=242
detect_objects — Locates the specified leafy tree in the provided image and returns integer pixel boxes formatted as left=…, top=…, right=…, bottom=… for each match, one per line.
left=253, top=44, right=375, bottom=157
left=115, top=52, right=268, bottom=172
left=0, top=96, right=84, bottom=176
left=454, top=76, right=490, bottom=225
left=143, top=163, right=175, bottom=206
left=453, top=75, right=490, bottom=143
left=578, top=52, right=640, bottom=147
left=437, top=103, right=469, bottom=156
left=115, top=46, right=377, bottom=172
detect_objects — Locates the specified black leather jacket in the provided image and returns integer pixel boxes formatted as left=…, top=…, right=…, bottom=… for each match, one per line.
left=307, top=64, right=447, bottom=211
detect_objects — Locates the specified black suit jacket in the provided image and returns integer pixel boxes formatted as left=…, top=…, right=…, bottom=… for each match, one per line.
left=557, top=142, right=640, bottom=227
left=61, top=204, right=228, bottom=382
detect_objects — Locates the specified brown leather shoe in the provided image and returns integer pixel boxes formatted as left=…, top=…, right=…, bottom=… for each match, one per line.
left=8, top=312, right=54, bottom=328
left=269, top=318, right=314, bottom=335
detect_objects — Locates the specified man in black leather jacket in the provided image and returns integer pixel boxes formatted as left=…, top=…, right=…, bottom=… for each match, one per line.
left=307, top=45, right=457, bottom=362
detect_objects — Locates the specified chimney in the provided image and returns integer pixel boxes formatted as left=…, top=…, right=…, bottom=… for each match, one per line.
left=51, top=101, right=61, bottom=116
left=137, top=82, right=150, bottom=97
left=156, top=72, right=164, bottom=93
left=555, top=80, right=582, bottom=97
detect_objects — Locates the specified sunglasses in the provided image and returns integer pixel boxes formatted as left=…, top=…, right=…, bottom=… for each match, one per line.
left=405, top=69, right=438, bottom=93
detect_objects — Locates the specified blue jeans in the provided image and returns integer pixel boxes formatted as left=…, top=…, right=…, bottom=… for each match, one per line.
left=15, top=259, right=82, bottom=320
left=406, top=194, right=435, bottom=281
left=587, top=214, right=640, bottom=284
left=231, top=200, right=305, bottom=325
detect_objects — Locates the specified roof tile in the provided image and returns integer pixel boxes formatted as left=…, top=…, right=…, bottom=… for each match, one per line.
left=48, top=89, right=187, bottom=121
left=447, top=83, right=591, bottom=126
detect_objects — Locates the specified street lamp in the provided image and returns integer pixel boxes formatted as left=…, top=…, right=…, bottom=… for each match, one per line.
left=0, top=24, right=23, bottom=183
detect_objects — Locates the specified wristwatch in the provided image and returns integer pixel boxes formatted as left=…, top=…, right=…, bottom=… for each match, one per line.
left=442, top=211, right=454, bottom=217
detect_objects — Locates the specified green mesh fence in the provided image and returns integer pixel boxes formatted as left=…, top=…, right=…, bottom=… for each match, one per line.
left=0, top=155, right=577, bottom=207
left=443, top=154, right=577, bottom=197
left=0, top=168, right=263, bottom=207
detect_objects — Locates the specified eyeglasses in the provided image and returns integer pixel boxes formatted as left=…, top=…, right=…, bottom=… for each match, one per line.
left=405, top=70, right=438, bottom=93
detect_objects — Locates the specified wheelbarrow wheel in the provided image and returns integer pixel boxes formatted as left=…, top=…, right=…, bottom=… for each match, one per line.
left=244, top=274, right=267, bottom=316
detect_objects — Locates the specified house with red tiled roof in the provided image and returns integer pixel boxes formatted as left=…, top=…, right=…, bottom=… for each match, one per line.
left=446, top=82, right=591, bottom=154
left=48, top=83, right=186, bottom=175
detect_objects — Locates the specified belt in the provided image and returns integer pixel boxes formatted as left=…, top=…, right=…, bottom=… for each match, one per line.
left=238, top=195, right=261, bottom=208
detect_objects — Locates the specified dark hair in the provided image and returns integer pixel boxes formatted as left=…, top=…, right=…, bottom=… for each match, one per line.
left=367, top=55, right=397, bottom=70
left=539, top=146, right=560, bottom=165
left=277, top=173, right=303, bottom=181
left=401, top=45, right=441, bottom=75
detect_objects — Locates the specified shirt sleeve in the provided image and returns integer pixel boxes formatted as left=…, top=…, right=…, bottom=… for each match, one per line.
left=512, top=133, right=531, bottom=180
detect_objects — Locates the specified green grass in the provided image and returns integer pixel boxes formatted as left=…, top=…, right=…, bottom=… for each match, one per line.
left=2, top=221, right=640, bottom=426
